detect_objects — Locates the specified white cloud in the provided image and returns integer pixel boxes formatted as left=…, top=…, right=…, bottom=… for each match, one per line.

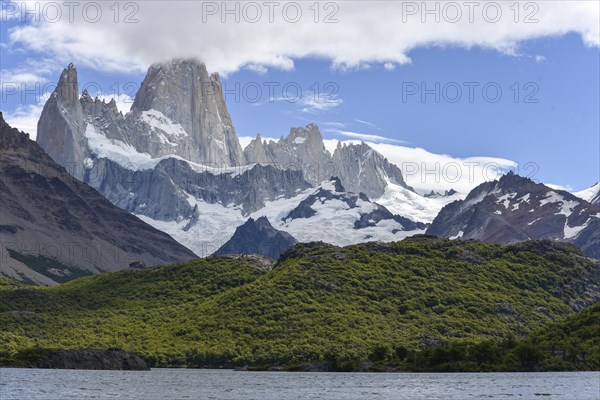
left=1, top=59, right=66, bottom=125
left=3, top=1, right=598, bottom=74
left=244, top=64, right=269, bottom=75
left=354, top=119, right=378, bottom=128
left=238, top=136, right=256, bottom=149
left=299, top=94, right=343, bottom=113
left=326, top=129, right=405, bottom=144
left=0, top=70, right=47, bottom=85
left=323, top=121, right=346, bottom=128
left=266, top=91, right=343, bottom=113
left=383, top=62, right=396, bottom=71
left=322, top=139, right=518, bottom=195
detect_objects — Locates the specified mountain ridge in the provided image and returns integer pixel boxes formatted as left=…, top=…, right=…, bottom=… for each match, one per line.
left=33, top=60, right=428, bottom=256
left=427, top=172, right=600, bottom=258
left=0, top=113, right=197, bottom=285
left=32, top=60, right=598, bottom=260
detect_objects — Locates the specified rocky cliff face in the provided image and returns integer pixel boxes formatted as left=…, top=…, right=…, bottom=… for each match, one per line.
left=86, top=158, right=312, bottom=220
left=0, top=113, right=196, bottom=285
left=331, top=142, right=413, bottom=198
left=128, top=59, right=246, bottom=166
left=214, top=216, right=298, bottom=259
left=244, top=125, right=414, bottom=197
left=244, top=124, right=333, bottom=185
left=36, top=64, right=90, bottom=181
left=427, top=173, right=600, bottom=258
left=38, top=59, right=247, bottom=174
left=243, top=133, right=273, bottom=164
left=80, top=89, right=130, bottom=144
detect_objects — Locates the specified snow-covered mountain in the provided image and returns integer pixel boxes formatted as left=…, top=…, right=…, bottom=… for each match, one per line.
left=36, top=59, right=595, bottom=260
left=243, top=125, right=414, bottom=198
left=37, top=60, right=414, bottom=199
left=427, top=173, right=600, bottom=258
left=136, top=178, right=425, bottom=256
left=39, top=60, right=247, bottom=174
left=35, top=60, right=434, bottom=254
left=574, top=182, right=600, bottom=206
left=331, top=141, right=412, bottom=198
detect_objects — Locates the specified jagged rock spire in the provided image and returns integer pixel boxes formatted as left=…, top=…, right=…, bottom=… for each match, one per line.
left=243, top=123, right=332, bottom=185
left=130, top=58, right=246, bottom=166
left=36, top=63, right=89, bottom=180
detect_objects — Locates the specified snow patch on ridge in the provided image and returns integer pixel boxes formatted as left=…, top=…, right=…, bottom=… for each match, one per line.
left=564, top=219, right=590, bottom=240
left=85, top=124, right=153, bottom=167
left=539, top=192, right=564, bottom=207
left=497, top=192, right=517, bottom=209
left=450, top=230, right=464, bottom=240
left=573, top=182, right=600, bottom=203
left=85, top=123, right=252, bottom=176
left=539, top=192, right=579, bottom=218
left=511, top=193, right=530, bottom=210
left=141, top=109, right=188, bottom=146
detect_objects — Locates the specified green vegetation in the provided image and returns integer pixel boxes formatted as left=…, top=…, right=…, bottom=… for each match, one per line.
left=1, top=237, right=598, bottom=371
left=6, top=249, right=93, bottom=283
left=373, top=301, right=600, bottom=372
left=513, top=301, right=599, bottom=370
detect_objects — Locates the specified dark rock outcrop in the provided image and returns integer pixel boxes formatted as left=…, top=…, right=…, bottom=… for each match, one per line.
left=354, top=206, right=425, bottom=231
left=424, top=189, right=458, bottom=198
left=13, top=348, right=149, bottom=370
left=214, top=216, right=298, bottom=259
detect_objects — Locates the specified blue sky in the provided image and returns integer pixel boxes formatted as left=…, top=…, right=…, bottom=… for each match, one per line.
left=1, top=2, right=598, bottom=191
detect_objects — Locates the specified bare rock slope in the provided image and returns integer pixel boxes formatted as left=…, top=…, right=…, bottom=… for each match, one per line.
left=0, top=113, right=196, bottom=285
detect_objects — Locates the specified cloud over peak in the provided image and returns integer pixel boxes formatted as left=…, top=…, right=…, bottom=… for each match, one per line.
left=3, top=1, right=598, bottom=74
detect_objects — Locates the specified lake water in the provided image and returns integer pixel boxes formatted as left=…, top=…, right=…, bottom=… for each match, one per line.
left=1, top=368, right=598, bottom=400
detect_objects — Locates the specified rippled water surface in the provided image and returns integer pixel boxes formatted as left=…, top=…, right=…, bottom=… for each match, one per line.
left=1, top=368, right=599, bottom=400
